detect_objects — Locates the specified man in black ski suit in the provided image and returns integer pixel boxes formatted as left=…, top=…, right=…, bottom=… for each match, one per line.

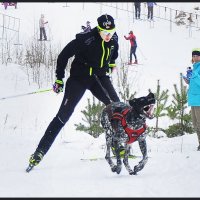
left=27, top=14, right=120, bottom=169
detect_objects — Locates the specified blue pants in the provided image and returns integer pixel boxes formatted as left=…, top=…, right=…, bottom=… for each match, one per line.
left=130, top=46, right=137, bottom=62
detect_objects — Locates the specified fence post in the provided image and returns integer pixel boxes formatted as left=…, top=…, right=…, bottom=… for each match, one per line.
left=170, top=8, right=172, bottom=32
left=116, top=3, right=118, bottom=19
left=132, top=2, right=135, bottom=23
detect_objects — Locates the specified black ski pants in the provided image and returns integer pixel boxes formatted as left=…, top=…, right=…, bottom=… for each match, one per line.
left=135, top=5, right=141, bottom=19
left=36, top=75, right=120, bottom=154
left=147, top=6, right=154, bottom=20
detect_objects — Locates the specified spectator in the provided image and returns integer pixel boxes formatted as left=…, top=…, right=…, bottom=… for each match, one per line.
left=124, top=30, right=138, bottom=64
left=147, top=2, right=157, bottom=20
left=185, top=48, right=200, bottom=151
left=39, top=14, right=48, bottom=41
left=134, top=2, right=141, bottom=20
left=3, top=2, right=17, bottom=10
left=81, top=21, right=91, bottom=33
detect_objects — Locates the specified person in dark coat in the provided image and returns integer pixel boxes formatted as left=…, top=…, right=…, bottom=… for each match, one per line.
left=81, top=21, right=91, bottom=33
left=27, top=14, right=120, bottom=170
left=134, top=2, right=141, bottom=19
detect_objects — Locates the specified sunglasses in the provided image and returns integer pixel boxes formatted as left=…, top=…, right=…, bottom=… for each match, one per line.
left=97, top=26, right=116, bottom=36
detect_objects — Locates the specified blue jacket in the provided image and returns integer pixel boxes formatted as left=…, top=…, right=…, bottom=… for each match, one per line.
left=188, top=61, right=200, bottom=106
left=147, top=2, right=157, bottom=7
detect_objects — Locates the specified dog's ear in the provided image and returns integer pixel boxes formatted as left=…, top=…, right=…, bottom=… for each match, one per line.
left=146, top=92, right=155, bottom=105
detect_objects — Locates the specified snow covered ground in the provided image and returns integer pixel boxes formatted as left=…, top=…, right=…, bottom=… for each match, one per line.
left=0, top=2, right=200, bottom=197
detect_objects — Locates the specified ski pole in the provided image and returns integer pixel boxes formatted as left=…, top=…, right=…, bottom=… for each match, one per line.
left=94, top=74, right=113, bottom=103
left=138, top=46, right=147, bottom=60
left=0, top=88, right=52, bottom=101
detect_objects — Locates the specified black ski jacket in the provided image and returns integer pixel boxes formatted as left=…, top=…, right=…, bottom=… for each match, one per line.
left=55, top=27, right=119, bottom=80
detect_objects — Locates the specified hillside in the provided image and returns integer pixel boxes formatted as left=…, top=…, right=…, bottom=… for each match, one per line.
left=0, top=2, right=200, bottom=197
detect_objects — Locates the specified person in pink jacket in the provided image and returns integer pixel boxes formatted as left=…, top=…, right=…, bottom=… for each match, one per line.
left=124, top=30, right=138, bottom=64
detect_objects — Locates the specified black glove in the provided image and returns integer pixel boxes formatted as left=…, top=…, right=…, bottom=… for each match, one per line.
left=53, top=79, right=64, bottom=94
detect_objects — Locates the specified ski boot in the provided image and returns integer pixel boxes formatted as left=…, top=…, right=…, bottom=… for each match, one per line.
left=133, top=60, right=138, bottom=64
left=128, top=61, right=132, bottom=65
left=26, top=149, right=44, bottom=172
left=111, top=144, right=125, bottom=158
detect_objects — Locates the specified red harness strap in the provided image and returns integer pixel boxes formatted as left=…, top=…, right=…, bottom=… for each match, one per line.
left=112, top=108, right=147, bottom=144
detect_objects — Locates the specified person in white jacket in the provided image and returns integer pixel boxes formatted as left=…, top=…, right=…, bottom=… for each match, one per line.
left=39, top=14, right=48, bottom=41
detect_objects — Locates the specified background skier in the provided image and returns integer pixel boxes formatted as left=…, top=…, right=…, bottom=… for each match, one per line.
left=39, top=14, right=48, bottom=41
left=81, top=21, right=91, bottom=32
left=124, top=30, right=138, bottom=65
left=134, top=2, right=141, bottom=19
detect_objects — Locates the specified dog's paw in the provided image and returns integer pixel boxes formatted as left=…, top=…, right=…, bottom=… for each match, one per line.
left=129, top=170, right=137, bottom=175
left=111, top=165, right=117, bottom=172
left=116, top=165, right=122, bottom=174
left=111, top=165, right=122, bottom=174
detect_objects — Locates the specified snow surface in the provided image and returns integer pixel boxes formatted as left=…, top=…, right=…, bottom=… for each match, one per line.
left=0, top=2, right=200, bottom=198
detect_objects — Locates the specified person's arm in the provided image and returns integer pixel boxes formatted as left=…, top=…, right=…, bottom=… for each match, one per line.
left=124, top=35, right=131, bottom=40
left=108, top=43, right=119, bottom=73
left=55, top=39, right=83, bottom=80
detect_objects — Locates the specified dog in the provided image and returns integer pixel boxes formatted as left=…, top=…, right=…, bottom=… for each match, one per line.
left=101, top=91, right=155, bottom=175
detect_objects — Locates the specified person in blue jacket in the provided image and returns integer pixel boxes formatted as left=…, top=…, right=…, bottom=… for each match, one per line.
left=147, top=2, right=157, bottom=20
left=186, top=48, right=200, bottom=151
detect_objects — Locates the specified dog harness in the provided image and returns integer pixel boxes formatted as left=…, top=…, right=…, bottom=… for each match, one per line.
left=112, top=108, right=147, bottom=144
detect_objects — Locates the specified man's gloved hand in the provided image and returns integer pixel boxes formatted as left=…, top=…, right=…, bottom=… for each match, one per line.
left=53, top=79, right=64, bottom=94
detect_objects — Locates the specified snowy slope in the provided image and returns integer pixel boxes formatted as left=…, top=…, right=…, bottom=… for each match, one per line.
left=0, top=2, right=200, bottom=197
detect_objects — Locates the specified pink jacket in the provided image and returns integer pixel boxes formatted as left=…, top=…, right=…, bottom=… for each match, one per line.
left=124, top=33, right=137, bottom=47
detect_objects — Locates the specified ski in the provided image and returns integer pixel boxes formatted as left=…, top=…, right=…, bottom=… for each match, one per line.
left=26, top=164, right=34, bottom=173
left=124, top=62, right=143, bottom=66
left=81, top=154, right=137, bottom=161
left=37, top=39, right=50, bottom=41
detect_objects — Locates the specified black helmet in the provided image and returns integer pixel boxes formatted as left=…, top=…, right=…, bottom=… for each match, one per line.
left=97, top=14, right=115, bottom=30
